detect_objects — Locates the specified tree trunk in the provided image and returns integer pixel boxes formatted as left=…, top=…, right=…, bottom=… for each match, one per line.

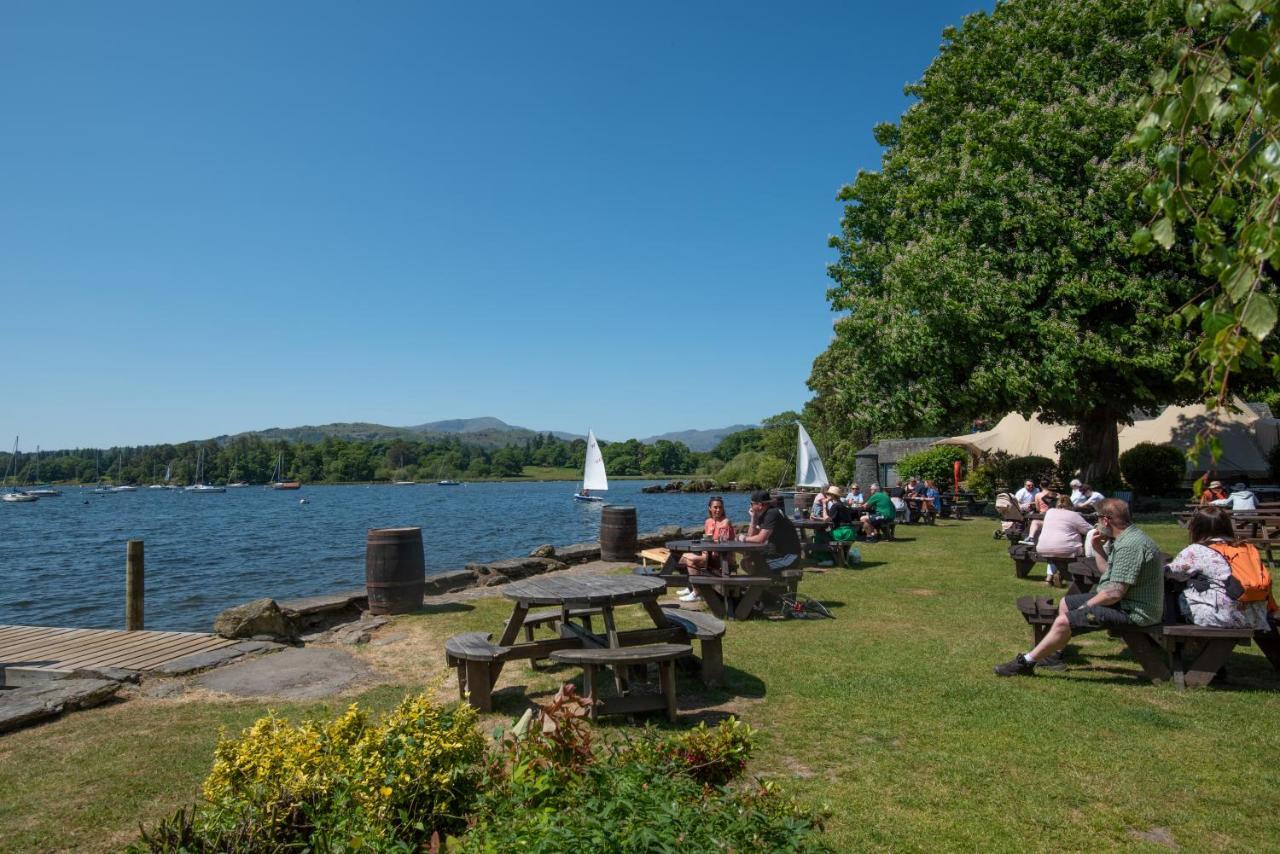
left=1078, top=407, right=1121, bottom=486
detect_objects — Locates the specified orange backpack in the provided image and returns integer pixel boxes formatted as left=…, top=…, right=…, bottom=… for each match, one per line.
left=1206, top=542, right=1273, bottom=603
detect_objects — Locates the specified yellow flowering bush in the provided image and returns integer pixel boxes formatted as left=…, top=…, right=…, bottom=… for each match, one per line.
left=195, top=693, right=484, bottom=849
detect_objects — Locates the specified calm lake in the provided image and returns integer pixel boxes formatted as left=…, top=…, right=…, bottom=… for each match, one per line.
left=0, top=481, right=753, bottom=631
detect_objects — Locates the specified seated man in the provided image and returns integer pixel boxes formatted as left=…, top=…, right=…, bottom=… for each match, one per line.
left=859, top=483, right=896, bottom=542
left=741, top=489, right=802, bottom=572
left=1068, top=478, right=1084, bottom=505
left=995, top=498, right=1163, bottom=676
left=1015, top=479, right=1039, bottom=513
left=1071, top=482, right=1104, bottom=510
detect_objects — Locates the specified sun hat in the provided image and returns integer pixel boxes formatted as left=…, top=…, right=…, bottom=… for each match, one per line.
left=1209, top=480, right=1223, bottom=489
left=825, top=485, right=843, bottom=498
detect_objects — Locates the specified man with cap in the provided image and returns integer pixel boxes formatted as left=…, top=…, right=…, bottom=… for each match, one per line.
left=1212, top=482, right=1258, bottom=511
left=741, top=489, right=802, bottom=571
left=1199, top=480, right=1229, bottom=505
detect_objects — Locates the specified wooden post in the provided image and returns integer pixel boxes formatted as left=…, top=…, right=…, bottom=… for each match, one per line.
left=125, top=539, right=144, bottom=631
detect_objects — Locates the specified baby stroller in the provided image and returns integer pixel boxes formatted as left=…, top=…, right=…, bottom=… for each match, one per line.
left=993, top=492, right=1025, bottom=541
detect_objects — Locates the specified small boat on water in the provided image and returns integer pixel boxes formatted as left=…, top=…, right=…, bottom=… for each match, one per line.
left=268, top=452, right=302, bottom=490
left=573, top=430, right=607, bottom=502
left=394, top=480, right=417, bottom=485
left=3, top=437, right=39, bottom=503
left=437, top=479, right=461, bottom=486
left=226, top=482, right=250, bottom=488
left=185, top=449, right=226, bottom=493
left=26, top=447, right=61, bottom=496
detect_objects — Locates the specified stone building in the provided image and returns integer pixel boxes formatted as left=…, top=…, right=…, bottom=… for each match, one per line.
left=854, top=437, right=948, bottom=488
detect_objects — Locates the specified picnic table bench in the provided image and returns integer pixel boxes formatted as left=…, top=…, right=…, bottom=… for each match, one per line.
left=688, top=570, right=803, bottom=621
left=550, top=643, right=691, bottom=722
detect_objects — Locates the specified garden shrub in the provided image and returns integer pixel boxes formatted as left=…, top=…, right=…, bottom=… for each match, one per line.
left=1118, top=442, right=1185, bottom=496
left=895, top=446, right=970, bottom=491
left=1004, top=456, right=1057, bottom=490
left=464, top=711, right=829, bottom=853
left=133, top=691, right=830, bottom=852
left=134, top=693, right=485, bottom=852
left=963, top=451, right=1012, bottom=498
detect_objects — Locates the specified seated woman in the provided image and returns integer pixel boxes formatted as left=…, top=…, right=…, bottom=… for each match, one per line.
left=1166, top=506, right=1271, bottom=629
left=1025, top=495, right=1092, bottom=587
left=1034, top=488, right=1058, bottom=514
left=678, top=496, right=735, bottom=603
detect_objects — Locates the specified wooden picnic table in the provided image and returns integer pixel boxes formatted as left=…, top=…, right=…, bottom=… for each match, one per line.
left=499, top=574, right=670, bottom=650
left=664, top=538, right=775, bottom=575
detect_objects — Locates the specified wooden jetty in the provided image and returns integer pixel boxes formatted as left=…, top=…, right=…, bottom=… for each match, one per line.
left=0, top=624, right=235, bottom=675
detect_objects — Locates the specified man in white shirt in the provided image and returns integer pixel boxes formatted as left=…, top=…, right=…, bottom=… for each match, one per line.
left=1015, top=480, right=1039, bottom=512
left=1068, top=478, right=1084, bottom=505
left=1072, top=482, right=1104, bottom=510
left=1212, top=482, right=1258, bottom=511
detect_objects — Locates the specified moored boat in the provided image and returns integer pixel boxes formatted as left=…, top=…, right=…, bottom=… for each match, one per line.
left=573, top=430, right=608, bottom=502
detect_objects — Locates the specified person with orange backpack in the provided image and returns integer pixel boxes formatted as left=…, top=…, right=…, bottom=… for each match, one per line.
left=1167, top=506, right=1275, bottom=629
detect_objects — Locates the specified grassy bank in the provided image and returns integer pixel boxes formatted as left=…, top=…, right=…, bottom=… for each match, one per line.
left=4, top=519, right=1278, bottom=850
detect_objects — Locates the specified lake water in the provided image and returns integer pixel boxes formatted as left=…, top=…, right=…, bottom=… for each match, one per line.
left=0, top=481, right=754, bottom=631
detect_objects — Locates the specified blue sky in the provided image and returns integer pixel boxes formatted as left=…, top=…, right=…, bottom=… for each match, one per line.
left=2, top=0, right=991, bottom=448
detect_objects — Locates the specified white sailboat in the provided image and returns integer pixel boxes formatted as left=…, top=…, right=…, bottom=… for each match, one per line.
left=27, top=446, right=61, bottom=497
left=185, top=449, right=225, bottom=493
left=111, top=449, right=137, bottom=491
left=89, top=449, right=113, bottom=494
left=2, top=437, right=38, bottom=502
left=795, top=422, right=830, bottom=489
left=573, top=430, right=608, bottom=502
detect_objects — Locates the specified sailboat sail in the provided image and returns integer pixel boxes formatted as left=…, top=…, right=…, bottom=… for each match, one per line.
left=795, top=423, right=829, bottom=488
left=582, top=430, right=609, bottom=491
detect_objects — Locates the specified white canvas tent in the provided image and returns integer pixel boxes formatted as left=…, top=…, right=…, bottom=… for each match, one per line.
left=1119, top=398, right=1270, bottom=479
left=935, top=412, right=1073, bottom=460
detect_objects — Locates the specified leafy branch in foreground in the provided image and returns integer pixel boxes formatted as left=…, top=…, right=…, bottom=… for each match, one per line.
left=1130, top=0, right=1280, bottom=479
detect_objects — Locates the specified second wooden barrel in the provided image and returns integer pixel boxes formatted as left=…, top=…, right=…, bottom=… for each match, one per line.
left=600, top=505, right=638, bottom=561
left=365, top=527, right=425, bottom=615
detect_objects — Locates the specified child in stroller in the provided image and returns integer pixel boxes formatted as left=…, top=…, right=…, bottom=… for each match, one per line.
left=993, top=492, right=1025, bottom=541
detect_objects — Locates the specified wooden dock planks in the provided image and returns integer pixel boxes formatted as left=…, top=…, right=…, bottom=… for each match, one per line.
left=0, top=624, right=235, bottom=673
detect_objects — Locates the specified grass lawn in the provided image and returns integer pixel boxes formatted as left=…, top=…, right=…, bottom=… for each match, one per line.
left=3, top=518, right=1279, bottom=851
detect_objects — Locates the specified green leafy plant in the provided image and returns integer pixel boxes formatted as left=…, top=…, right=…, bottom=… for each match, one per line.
left=1130, top=0, right=1280, bottom=485
left=963, top=451, right=1012, bottom=498
left=1119, top=442, right=1186, bottom=496
left=895, top=446, right=970, bottom=491
left=134, top=694, right=485, bottom=852
left=1005, top=456, right=1058, bottom=490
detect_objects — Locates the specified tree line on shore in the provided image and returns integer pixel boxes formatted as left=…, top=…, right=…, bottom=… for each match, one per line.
left=0, top=423, right=802, bottom=487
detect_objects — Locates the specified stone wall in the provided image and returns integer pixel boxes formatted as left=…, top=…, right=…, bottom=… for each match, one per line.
left=220, top=524, right=708, bottom=639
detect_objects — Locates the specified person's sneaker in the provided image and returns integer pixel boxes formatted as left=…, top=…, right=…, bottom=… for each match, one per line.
left=676, top=588, right=691, bottom=596
left=678, top=591, right=701, bottom=603
left=994, top=653, right=1037, bottom=677
left=864, top=535, right=879, bottom=543
left=1018, top=538, right=1036, bottom=546
left=1037, top=652, right=1068, bottom=672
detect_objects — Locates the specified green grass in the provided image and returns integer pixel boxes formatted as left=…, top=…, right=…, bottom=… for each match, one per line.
left=4, top=519, right=1280, bottom=851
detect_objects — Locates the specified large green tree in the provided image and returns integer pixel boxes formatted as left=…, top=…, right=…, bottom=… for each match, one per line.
left=813, top=0, right=1201, bottom=482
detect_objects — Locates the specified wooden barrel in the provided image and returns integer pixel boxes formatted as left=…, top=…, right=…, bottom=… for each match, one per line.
left=600, top=505, right=638, bottom=561
left=365, top=527, right=425, bottom=615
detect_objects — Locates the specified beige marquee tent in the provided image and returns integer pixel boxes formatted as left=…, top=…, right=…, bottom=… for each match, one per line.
left=935, top=412, right=1073, bottom=460
left=1118, top=398, right=1270, bottom=479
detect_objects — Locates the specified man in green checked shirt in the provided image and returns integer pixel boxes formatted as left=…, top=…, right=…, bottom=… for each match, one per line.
left=995, top=498, right=1164, bottom=677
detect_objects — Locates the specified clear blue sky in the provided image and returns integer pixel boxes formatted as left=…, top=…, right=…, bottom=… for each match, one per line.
left=2, top=0, right=991, bottom=448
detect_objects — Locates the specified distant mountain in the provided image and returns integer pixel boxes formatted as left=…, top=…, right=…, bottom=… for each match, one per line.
left=406, top=417, right=580, bottom=442
left=227, top=417, right=749, bottom=451
left=229, top=417, right=582, bottom=448
left=639, top=425, right=756, bottom=452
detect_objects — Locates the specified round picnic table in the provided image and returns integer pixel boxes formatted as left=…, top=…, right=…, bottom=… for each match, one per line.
left=502, top=573, right=666, bottom=608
